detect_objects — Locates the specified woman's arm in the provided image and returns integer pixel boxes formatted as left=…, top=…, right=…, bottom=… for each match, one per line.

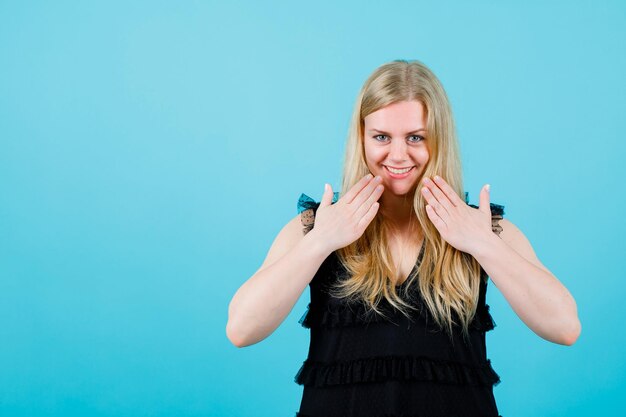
left=472, top=218, right=581, bottom=346
left=226, top=215, right=331, bottom=348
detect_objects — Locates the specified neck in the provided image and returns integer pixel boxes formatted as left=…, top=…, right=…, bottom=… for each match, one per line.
left=380, top=191, right=421, bottom=239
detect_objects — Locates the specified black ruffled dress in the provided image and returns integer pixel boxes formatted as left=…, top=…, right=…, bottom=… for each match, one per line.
left=293, top=192, right=505, bottom=417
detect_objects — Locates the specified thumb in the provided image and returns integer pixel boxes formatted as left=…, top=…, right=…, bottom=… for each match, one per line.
left=319, top=183, right=333, bottom=207
left=480, top=183, right=491, bottom=215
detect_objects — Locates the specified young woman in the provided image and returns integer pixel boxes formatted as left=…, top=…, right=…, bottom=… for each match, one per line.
left=227, top=59, right=581, bottom=416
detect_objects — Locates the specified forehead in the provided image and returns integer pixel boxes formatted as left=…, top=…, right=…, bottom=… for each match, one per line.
left=363, top=100, right=427, bottom=130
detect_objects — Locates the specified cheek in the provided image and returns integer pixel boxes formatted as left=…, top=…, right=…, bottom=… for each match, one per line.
left=364, top=146, right=382, bottom=163
left=416, top=148, right=429, bottom=164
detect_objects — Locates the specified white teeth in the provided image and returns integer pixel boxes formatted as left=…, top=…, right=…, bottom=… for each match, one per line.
left=385, top=166, right=412, bottom=174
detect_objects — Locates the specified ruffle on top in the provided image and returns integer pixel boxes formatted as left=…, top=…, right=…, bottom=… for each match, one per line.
left=297, top=192, right=340, bottom=214
left=298, top=301, right=496, bottom=333
left=464, top=191, right=505, bottom=213
left=296, top=412, right=503, bottom=417
left=294, top=354, right=501, bottom=388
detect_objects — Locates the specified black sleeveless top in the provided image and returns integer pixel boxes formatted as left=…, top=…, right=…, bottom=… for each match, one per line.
left=293, top=193, right=505, bottom=417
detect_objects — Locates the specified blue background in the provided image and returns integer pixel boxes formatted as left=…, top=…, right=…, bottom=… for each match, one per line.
left=1, top=1, right=624, bottom=416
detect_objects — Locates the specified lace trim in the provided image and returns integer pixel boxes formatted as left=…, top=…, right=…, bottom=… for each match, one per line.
left=298, top=301, right=496, bottom=333
left=294, top=354, right=501, bottom=388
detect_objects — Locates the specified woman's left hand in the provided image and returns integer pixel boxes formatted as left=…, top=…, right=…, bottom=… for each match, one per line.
left=421, top=175, right=493, bottom=255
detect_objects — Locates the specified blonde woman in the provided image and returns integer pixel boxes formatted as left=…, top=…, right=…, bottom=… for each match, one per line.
left=226, top=59, right=581, bottom=416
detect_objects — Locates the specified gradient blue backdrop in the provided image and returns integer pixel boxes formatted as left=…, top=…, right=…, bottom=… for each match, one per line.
left=1, top=1, right=624, bottom=416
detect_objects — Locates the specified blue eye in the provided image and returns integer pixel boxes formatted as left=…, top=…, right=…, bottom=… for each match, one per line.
left=373, top=135, right=424, bottom=143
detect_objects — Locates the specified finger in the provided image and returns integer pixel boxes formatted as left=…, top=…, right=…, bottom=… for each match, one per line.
left=358, top=199, right=380, bottom=231
left=425, top=204, right=447, bottom=230
left=479, top=184, right=491, bottom=215
left=354, top=181, right=384, bottom=221
left=319, top=183, right=333, bottom=208
left=422, top=187, right=450, bottom=224
left=341, top=174, right=374, bottom=204
left=421, top=183, right=451, bottom=223
left=351, top=175, right=382, bottom=210
left=422, top=177, right=453, bottom=215
left=432, top=175, right=464, bottom=206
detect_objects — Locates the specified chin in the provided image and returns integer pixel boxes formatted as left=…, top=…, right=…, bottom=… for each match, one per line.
left=386, top=185, right=417, bottom=196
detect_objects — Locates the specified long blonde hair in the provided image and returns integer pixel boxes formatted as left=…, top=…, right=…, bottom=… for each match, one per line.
left=331, top=59, right=484, bottom=340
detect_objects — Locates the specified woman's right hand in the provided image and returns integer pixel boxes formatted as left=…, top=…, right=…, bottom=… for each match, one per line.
left=310, top=174, right=384, bottom=254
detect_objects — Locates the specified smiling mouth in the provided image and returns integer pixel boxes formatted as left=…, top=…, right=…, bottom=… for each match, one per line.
left=384, top=165, right=415, bottom=175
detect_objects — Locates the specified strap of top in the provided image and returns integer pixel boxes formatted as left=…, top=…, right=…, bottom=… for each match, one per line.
left=297, top=191, right=505, bottom=236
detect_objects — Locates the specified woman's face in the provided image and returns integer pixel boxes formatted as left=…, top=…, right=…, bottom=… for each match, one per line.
left=363, top=100, right=430, bottom=196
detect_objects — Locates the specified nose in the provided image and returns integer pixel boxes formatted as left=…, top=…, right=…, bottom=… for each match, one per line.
left=388, top=139, right=409, bottom=164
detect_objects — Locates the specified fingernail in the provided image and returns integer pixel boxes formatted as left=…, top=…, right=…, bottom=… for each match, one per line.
left=485, top=184, right=490, bottom=192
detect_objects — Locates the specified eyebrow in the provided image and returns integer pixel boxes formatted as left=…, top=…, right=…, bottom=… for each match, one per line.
left=368, top=128, right=427, bottom=134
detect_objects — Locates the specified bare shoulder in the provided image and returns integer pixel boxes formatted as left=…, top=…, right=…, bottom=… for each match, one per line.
left=498, top=218, right=554, bottom=276
left=256, top=212, right=306, bottom=274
